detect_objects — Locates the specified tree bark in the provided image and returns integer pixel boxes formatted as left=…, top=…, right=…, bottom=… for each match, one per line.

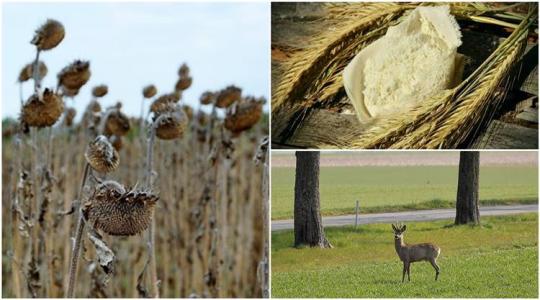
left=294, top=151, right=332, bottom=248
left=455, top=151, right=480, bottom=225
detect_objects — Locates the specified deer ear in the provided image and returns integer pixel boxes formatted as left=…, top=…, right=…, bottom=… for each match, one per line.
left=402, top=225, right=407, bottom=231
left=391, top=224, right=397, bottom=231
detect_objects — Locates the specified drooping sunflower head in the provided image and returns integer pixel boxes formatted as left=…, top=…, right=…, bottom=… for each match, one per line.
left=31, top=19, right=65, bottom=51
left=85, top=135, right=120, bottom=173
left=84, top=182, right=158, bottom=236
left=20, top=88, right=64, bottom=128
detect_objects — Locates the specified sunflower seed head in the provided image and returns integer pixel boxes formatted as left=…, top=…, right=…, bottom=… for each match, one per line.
left=215, top=85, right=242, bottom=108
left=20, top=88, right=64, bottom=128
left=58, top=60, right=91, bottom=91
left=175, top=76, right=192, bottom=92
left=224, top=96, right=263, bottom=134
left=18, top=61, right=48, bottom=82
left=199, top=91, right=214, bottom=105
left=178, top=63, right=190, bottom=77
left=142, top=85, right=157, bottom=98
left=104, top=110, right=130, bottom=137
left=85, top=135, right=120, bottom=173
left=150, top=93, right=178, bottom=114
left=154, top=104, right=188, bottom=140
left=31, top=19, right=65, bottom=51
left=84, top=182, right=158, bottom=236
left=92, top=85, right=108, bottom=98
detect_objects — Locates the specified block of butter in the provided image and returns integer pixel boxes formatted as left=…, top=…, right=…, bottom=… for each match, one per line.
left=343, top=5, right=462, bottom=123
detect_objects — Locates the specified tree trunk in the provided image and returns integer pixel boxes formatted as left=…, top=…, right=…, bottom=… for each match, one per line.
left=455, top=151, right=480, bottom=225
left=294, top=151, right=332, bottom=248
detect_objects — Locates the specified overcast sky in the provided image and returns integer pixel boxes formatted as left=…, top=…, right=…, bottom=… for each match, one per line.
left=2, top=2, right=270, bottom=119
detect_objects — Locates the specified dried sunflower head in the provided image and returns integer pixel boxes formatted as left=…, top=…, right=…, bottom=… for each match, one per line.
left=199, top=91, right=214, bottom=105
left=57, top=60, right=91, bottom=91
left=83, top=181, right=158, bottom=236
left=85, top=135, right=119, bottom=173
left=82, top=100, right=102, bottom=129
left=104, top=110, right=130, bottom=137
left=175, top=76, right=192, bottom=91
left=63, top=107, right=77, bottom=127
left=178, top=63, right=190, bottom=77
left=142, top=85, right=157, bottom=98
left=30, top=19, right=65, bottom=51
left=150, top=94, right=177, bottom=114
left=224, top=97, right=263, bottom=134
left=216, top=85, right=241, bottom=108
left=18, top=61, right=48, bottom=83
left=154, top=104, right=188, bottom=140
left=92, top=85, right=108, bottom=98
left=62, top=87, right=80, bottom=98
left=20, top=88, right=64, bottom=128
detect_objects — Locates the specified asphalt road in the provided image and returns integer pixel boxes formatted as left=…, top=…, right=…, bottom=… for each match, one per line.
left=271, top=204, right=538, bottom=231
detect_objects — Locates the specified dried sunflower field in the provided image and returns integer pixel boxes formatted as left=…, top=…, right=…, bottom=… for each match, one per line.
left=2, top=18, right=269, bottom=298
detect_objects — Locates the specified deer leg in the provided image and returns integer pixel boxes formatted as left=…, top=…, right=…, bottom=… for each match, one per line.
left=407, top=263, right=411, bottom=282
left=429, top=259, right=440, bottom=281
left=402, top=263, right=406, bottom=283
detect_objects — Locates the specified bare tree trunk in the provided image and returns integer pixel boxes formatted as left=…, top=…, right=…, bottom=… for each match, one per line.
left=294, top=151, right=332, bottom=248
left=455, top=151, right=480, bottom=225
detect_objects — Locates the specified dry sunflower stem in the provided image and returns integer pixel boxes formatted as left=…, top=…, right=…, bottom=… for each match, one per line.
left=68, top=135, right=119, bottom=297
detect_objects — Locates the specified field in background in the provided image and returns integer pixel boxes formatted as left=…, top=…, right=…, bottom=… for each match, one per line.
left=271, top=151, right=538, bottom=167
left=272, top=165, right=538, bottom=219
left=271, top=214, right=538, bottom=298
left=2, top=119, right=268, bottom=298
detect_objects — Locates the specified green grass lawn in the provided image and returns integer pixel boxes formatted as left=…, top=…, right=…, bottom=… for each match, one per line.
left=272, top=166, right=538, bottom=219
left=271, top=214, right=538, bottom=298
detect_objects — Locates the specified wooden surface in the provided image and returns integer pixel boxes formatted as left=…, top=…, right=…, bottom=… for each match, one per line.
left=271, top=3, right=538, bottom=149
left=471, top=120, right=538, bottom=149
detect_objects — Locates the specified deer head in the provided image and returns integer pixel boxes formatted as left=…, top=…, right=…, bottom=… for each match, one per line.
left=391, top=223, right=406, bottom=240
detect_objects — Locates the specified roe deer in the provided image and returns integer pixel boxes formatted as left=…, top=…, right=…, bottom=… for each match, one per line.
left=392, top=223, right=440, bottom=282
